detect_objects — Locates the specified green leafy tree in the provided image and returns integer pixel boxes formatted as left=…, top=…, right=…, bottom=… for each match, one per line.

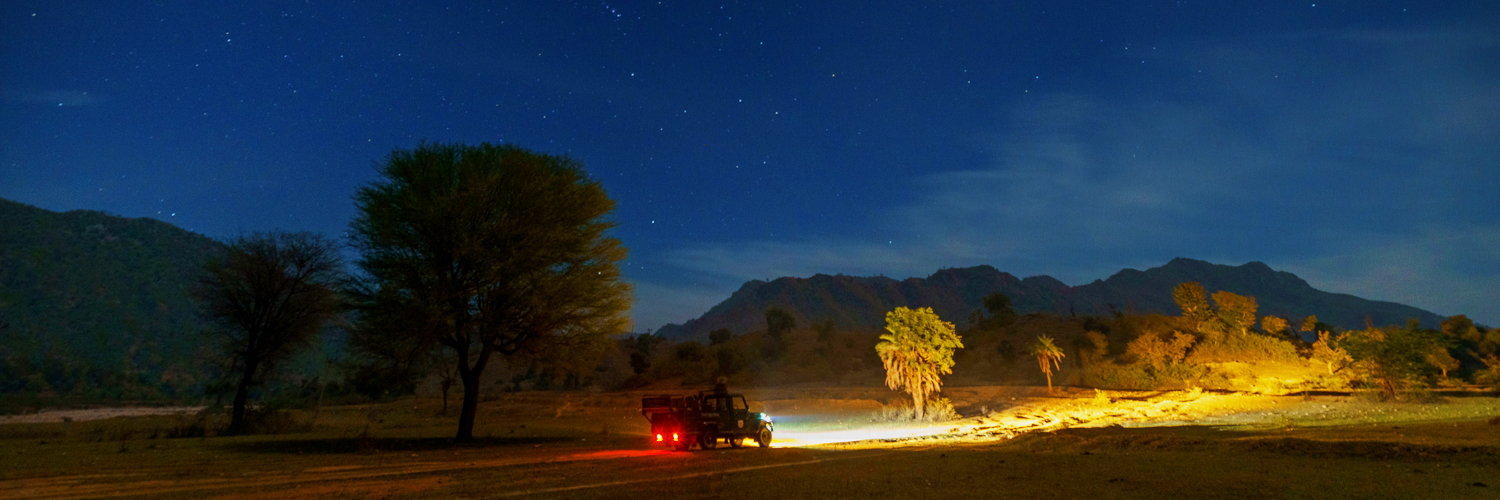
left=1032, top=335, right=1066, bottom=394
left=195, top=231, right=343, bottom=434
left=1342, top=320, right=1445, bottom=397
left=875, top=307, right=962, bottom=420
left=349, top=142, right=631, bottom=442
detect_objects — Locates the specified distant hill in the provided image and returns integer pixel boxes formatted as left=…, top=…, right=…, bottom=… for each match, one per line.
left=654, top=258, right=1445, bottom=342
left=0, top=198, right=224, bottom=398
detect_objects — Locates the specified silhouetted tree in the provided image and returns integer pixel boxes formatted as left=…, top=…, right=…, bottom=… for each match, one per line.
left=709, top=328, right=733, bottom=346
left=343, top=284, right=436, bottom=399
left=982, top=292, right=1017, bottom=328
left=196, top=231, right=343, bottom=434
left=349, top=142, right=631, bottom=442
left=765, top=306, right=796, bottom=340
left=876, top=307, right=962, bottom=420
left=633, top=333, right=664, bottom=355
left=629, top=352, right=651, bottom=376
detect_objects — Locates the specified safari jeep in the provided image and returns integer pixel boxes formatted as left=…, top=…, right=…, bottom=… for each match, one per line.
left=641, top=390, right=773, bottom=451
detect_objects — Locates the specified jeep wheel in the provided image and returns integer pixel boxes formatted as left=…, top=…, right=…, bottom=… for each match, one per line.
left=730, top=436, right=745, bottom=448
left=756, top=428, right=772, bottom=448
left=699, top=429, right=718, bottom=450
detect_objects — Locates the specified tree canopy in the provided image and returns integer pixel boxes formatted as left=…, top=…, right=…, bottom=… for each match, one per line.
left=348, top=142, right=631, bottom=442
left=1342, top=320, right=1446, bottom=397
left=195, top=231, right=343, bottom=434
left=875, top=307, right=962, bottom=420
left=1032, top=335, right=1066, bottom=393
left=765, top=306, right=796, bottom=340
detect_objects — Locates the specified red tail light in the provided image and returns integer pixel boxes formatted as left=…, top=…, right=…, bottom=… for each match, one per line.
left=656, top=433, right=663, bottom=442
left=672, top=433, right=679, bottom=442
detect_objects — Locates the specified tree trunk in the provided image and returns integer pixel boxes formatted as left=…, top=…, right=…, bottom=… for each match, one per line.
left=912, top=390, right=924, bottom=421
left=440, top=380, right=451, bottom=416
left=455, top=368, right=482, bottom=442
left=454, top=344, right=495, bottom=443
left=229, top=358, right=258, bottom=435
left=1045, top=370, right=1053, bottom=394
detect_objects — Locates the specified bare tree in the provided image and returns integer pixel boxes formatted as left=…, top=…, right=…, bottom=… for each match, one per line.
left=197, top=231, right=343, bottom=434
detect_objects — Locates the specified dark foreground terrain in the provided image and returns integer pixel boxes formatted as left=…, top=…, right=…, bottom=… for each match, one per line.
left=2, top=389, right=1496, bottom=499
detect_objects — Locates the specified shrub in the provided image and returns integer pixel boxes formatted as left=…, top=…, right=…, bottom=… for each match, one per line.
left=872, top=396, right=959, bottom=423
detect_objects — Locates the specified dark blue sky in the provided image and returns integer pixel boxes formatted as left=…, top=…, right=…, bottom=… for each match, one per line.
left=4, top=1, right=1497, bottom=329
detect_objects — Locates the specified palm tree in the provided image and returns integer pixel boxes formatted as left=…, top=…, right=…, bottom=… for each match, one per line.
left=1032, top=335, right=1066, bottom=394
left=875, top=307, right=962, bottom=420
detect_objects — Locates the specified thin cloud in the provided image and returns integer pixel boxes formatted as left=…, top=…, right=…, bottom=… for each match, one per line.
left=1283, top=226, right=1500, bottom=325
left=634, top=26, right=1500, bottom=329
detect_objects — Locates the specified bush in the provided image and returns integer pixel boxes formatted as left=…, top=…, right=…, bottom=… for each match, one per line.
left=1082, top=362, right=1157, bottom=390
left=872, top=396, right=959, bottom=423
left=1189, top=331, right=1299, bottom=364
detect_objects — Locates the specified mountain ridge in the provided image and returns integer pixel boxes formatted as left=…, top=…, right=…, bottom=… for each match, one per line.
left=654, top=258, right=1445, bottom=341
left=0, top=197, right=225, bottom=397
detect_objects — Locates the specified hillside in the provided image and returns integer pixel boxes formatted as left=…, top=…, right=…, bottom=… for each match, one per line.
left=0, top=198, right=224, bottom=398
left=655, top=258, right=1445, bottom=341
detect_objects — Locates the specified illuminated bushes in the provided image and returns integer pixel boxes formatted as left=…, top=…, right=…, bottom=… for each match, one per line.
left=1186, top=330, right=1301, bottom=364
left=614, top=285, right=1496, bottom=398
left=873, top=396, right=958, bottom=423
left=1474, top=355, right=1500, bottom=390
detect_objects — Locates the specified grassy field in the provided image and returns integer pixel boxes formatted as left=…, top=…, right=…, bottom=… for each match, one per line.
left=2, top=388, right=1497, bottom=499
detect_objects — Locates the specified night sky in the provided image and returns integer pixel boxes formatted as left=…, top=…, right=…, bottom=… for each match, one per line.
left=4, top=1, right=1497, bottom=330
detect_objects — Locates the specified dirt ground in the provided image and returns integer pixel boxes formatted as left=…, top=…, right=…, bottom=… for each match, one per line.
left=2, top=387, right=1497, bottom=499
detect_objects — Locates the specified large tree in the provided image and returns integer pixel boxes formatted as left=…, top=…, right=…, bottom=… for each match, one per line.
left=1342, top=320, right=1445, bottom=397
left=349, top=142, right=631, bottom=442
left=196, top=231, right=343, bottom=434
left=875, top=307, right=962, bottom=420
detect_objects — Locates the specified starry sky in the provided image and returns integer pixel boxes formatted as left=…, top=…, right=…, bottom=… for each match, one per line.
left=3, top=1, right=1498, bottom=329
